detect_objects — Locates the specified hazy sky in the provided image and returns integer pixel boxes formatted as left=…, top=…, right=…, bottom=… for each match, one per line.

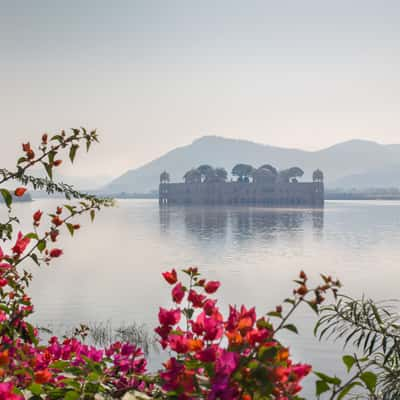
left=1, top=0, right=400, bottom=179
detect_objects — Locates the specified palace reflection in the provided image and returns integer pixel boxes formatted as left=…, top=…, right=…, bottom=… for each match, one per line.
left=159, top=206, right=324, bottom=241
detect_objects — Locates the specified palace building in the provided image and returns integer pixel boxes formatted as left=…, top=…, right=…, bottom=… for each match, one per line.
left=159, top=165, right=324, bottom=207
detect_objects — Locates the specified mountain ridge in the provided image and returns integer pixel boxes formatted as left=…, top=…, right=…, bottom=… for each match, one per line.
left=103, top=136, right=400, bottom=193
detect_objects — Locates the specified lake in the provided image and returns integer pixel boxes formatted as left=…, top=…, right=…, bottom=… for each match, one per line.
left=8, top=199, right=400, bottom=395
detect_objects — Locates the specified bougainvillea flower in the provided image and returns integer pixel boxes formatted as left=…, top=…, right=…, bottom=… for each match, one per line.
left=188, top=289, right=206, bottom=307
left=172, top=282, right=185, bottom=304
left=50, top=229, right=59, bottom=242
left=14, top=188, right=27, bottom=197
left=162, top=269, right=177, bottom=285
left=12, top=232, right=30, bottom=255
left=33, top=210, right=43, bottom=223
left=204, top=281, right=220, bottom=294
left=0, top=382, right=23, bottom=400
left=168, top=334, right=189, bottom=354
left=34, top=369, right=52, bottom=384
left=158, top=307, right=181, bottom=326
left=49, top=248, right=63, bottom=258
left=51, top=216, right=63, bottom=227
left=203, top=299, right=217, bottom=315
left=196, top=346, right=217, bottom=362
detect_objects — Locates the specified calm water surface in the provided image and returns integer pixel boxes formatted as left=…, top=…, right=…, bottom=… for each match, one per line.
left=9, top=199, right=400, bottom=395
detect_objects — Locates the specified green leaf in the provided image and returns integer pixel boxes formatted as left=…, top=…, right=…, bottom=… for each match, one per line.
left=43, top=162, right=53, bottom=180
left=37, top=240, right=46, bottom=253
left=69, top=145, right=79, bottom=163
left=337, top=382, right=362, bottom=400
left=90, top=209, right=95, bottom=222
left=66, top=223, right=74, bottom=236
left=64, top=391, right=80, bottom=400
left=87, top=372, right=100, bottom=382
left=284, top=298, right=295, bottom=305
left=314, top=371, right=341, bottom=385
left=342, top=355, right=356, bottom=373
left=28, top=383, right=43, bottom=396
left=48, top=150, right=56, bottom=164
left=25, top=232, right=39, bottom=240
left=0, top=189, right=12, bottom=208
left=360, top=371, right=377, bottom=392
left=30, top=254, right=40, bottom=266
left=267, top=311, right=282, bottom=318
left=282, top=323, right=298, bottom=334
left=307, top=300, right=319, bottom=314
left=316, top=380, right=330, bottom=395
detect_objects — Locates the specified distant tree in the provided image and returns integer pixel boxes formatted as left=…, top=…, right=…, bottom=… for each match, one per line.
left=183, top=169, right=201, bottom=184
left=279, top=167, right=304, bottom=183
left=231, top=164, right=254, bottom=182
left=214, top=167, right=228, bottom=182
left=259, top=164, right=278, bottom=177
left=197, top=165, right=215, bottom=183
left=252, top=167, right=276, bottom=184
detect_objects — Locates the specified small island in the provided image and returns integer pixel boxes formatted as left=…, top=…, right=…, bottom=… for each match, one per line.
left=159, top=164, right=324, bottom=207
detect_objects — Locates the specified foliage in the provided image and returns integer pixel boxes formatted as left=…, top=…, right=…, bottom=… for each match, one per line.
left=183, top=166, right=228, bottom=184
left=231, top=164, right=254, bottom=182
left=314, top=295, right=400, bottom=399
left=278, top=168, right=304, bottom=183
left=153, top=268, right=340, bottom=400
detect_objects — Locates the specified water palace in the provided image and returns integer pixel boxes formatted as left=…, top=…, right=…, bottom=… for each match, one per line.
left=159, top=164, right=324, bottom=207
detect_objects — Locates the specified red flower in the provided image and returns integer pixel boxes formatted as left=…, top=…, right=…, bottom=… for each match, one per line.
left=204, top=280, right=220, bottom=294
left=172, top=282, right=185, bottom=304
left=188, top=289, right=205, bottom=307
left=12, top=232, right=31, bottom=255
left=22, top=143, right=31, bottom=152
left=34, top=369, right=52, bottom=384
left=33, top=210, right=43, bottom=223
left=158, top=307, right=181, bottom=326
left=203, top=299, right=217, bottom=315
left=162, top=269, right=177, bottom=285
left=49, top=248, right=63, bottom=258
left=42, top=133, right=48, bottom=144
left=51, top=216, right=63, bottom=226
left=168, top=333, right=189, bottom=354
left=50, top=229, right=59, bottom=242
left=14, top=187, right=27, bottom=197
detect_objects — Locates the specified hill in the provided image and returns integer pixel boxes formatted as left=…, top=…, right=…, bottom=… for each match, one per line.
left=103, top=136, right=400, bottom=193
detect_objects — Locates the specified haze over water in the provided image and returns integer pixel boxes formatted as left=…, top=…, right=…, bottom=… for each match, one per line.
left=11, top=199, right=400, bottom=394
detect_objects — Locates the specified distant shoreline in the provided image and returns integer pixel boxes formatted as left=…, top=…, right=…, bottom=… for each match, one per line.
left=29, top=192, right=400, bottom=202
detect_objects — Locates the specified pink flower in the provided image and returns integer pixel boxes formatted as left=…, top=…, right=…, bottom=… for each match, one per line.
left=0, top=382, right=23, bottom=400
left=191, top=311, right=223, bottom=341
left=292, top=363, right=312, bottom=379
left=12, top=232, right=30, bottom=255
left=49, top=248, right=63, bottom=258
left=172, top=283, right=185, bottom=304
left=162, top=269, right=177, bottom=285
left=188, top=289, right=205, bottom=307
left=203, top=299, right=217, bottom=315
left=168, top=333, right=189, bottom=354
left=205, top=281, right=220, bottom=294
left=196, top=346, right=217, bottom=362
left=158, top=307, right=181, bottom=326
left=33, top=210, right=43, bottom=223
